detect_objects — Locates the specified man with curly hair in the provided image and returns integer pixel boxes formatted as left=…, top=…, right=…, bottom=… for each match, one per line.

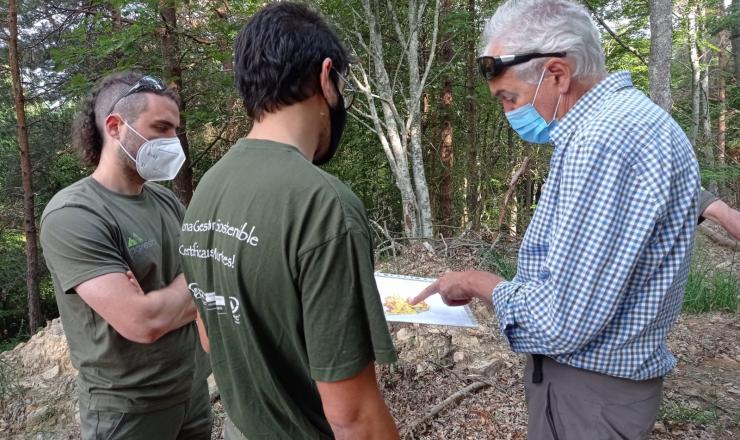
left=40, top=71, right=211, bottom=439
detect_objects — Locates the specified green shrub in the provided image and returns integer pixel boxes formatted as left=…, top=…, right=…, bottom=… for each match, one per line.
left=479, top=248, right=518, bottom=280
left=683, top=268, right=739, bottom=314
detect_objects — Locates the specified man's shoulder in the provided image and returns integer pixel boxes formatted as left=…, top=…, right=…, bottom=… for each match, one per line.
left=42, top=177, right=101, bottom=223
left=599, top=86, right=672, bottom=134
left=311, top=167, right=363, bottom=206
left=143, top=182, right=183, bottom=213
left=579, top=86, right=687, bottom=157
left=143, top=181, right=177, bottom=199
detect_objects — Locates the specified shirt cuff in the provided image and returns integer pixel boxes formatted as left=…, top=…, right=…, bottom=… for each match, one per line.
left=492, top=280, right=520, bottom=334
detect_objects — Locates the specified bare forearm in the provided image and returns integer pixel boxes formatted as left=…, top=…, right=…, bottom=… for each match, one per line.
left=716, top=206, right=740, bottom=241
left=465, top=270, right=503, bottom=306
left=319, top=364, right=399, bottom=440
left=143, top=275, right=196, bottom=340
left=704, top=201, right=740, bottom=241
left=329, top=400, right=398, bottom=440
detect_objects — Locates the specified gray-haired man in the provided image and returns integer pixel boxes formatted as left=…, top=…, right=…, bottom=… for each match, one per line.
left=412, top=1, right=699, bottom=438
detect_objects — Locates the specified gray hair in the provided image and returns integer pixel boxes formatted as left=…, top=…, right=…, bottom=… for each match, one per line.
left=481, top=0, right=606, bottom=83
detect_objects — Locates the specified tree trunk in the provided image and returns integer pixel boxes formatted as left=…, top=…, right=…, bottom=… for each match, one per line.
left=732, top=0, right=740, bottom=80
left=214, top=2, right=233, bottom=71
left=688, top=4, right=701, bottom=146
left=437, top=0, right=454, bottom=236
left=718, top=0, right=728, bottom=164
left=699, top=4, right=713, bottom=166
left=648, top=0, right=672, bottom=113
left=8, top=0, right=43, bottom=334
left=699, top=64, right=712, bottom=156
left=464, top=0, right=480, bottom=229
left=109, top=2, right=123, bottom=33
left=406, top=0, right=437, bottom=238
left=355, top=0, right=439, bottom=238
left=160, top=0, right=194, bottom=206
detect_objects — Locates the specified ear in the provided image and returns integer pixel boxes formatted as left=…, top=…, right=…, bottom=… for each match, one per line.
left=319, top=57, right=338, bottom=108
left=104, top=114, right=123, bottom=140
left=547, top=58, right=572, bottom=95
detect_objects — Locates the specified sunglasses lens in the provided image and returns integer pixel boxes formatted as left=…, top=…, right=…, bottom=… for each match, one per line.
left=344, top=91, right=355, bottom=110
left=477, top=57, right=497, bottom=80
left=137, top=76, right=166, bottom=92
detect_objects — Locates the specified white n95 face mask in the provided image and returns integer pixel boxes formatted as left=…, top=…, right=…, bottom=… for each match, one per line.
left=118, top=121, right=186, bottom=181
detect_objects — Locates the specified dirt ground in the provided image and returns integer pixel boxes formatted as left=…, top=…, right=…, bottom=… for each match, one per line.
left=1, top=229, right=738, bottom=439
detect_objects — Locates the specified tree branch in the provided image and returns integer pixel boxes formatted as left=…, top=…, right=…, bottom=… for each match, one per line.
left=583, top=0, right=648, bottom=66
left=699, top=224, right=740, bottom=250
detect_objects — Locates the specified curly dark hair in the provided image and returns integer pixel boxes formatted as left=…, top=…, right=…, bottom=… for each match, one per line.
left=71, top=71, right=180, bottom=166
left=234, top=2, right=350, bottom=121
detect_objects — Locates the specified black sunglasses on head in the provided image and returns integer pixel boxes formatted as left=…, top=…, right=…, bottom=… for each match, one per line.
left=476, top=52, right=566, bottom=80
left=107, top=75, right=167, bottom=115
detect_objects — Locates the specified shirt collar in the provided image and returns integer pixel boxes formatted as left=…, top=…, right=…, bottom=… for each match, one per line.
left=550, top=71, right=634, bottom=146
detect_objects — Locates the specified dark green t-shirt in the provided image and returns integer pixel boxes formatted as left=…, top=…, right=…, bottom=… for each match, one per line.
left=180, top=139, right=396, bottom=439
left=40, top=177, right=209, bottom=413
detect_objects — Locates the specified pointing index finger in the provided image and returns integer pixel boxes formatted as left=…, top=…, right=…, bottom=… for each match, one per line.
left=409, top=279, right=440, bottom=305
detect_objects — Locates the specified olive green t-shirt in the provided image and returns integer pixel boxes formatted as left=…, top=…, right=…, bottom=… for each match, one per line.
left=40, top=177, right=209, bottom=413
left=180, top=139, right=397, bottom=439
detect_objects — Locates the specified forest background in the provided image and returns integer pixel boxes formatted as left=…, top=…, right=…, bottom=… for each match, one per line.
left=0, top=0, right=738, bottom=347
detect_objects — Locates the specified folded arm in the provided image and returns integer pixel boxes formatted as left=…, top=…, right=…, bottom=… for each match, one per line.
left=75, top=272, right=196, bottom=343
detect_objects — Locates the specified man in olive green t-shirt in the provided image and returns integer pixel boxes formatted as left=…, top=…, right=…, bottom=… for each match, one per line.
left=40, top=72, right=211, bottom=439
left=180, top=3, right=398, bottom=439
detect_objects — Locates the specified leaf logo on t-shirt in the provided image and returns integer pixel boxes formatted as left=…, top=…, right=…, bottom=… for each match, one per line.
left=127, top=232, right=145, bottom=248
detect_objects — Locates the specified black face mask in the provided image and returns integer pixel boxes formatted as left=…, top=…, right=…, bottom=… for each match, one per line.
left=313, top=80, right=347, bottom=166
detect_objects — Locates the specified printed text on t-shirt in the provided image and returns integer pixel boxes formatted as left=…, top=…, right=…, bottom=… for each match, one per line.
left=181, top=219, right=260, bottom=247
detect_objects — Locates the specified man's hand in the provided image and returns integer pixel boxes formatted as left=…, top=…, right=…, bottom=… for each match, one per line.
left=126, top=271, right=145, bottom=295
left=195, top=309, right=210, bottom=353
left=409, top=270, right=504, bottom=307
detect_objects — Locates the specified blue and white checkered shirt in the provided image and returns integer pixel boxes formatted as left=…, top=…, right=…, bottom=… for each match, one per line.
left=492, top=72, right=700, bottom=380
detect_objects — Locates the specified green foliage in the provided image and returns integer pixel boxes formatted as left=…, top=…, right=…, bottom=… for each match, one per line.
left=659, top=400, right=719, bottom=425
left=479, top=248, right=517, bottom=280
left=324, top=122, right=403, bottom=229
left=0, top=232, right=31, bottom=342
left=1, top=0, right=739, bottom=345
left=700, top=165, right=740, bottom=187
left=683, top=267, right=739, bottom=314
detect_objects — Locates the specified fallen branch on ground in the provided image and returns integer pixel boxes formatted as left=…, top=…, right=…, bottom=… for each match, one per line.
left=698, top=224, right=740, bottom=250
left=405, top=381, right=490, bottom=437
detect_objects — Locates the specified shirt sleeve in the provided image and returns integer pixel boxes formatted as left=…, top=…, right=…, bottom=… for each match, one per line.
left=297, top=229, right=397, bottom=382
left=40, top=206, right=129, bottom=293
left=697, top=188, right=718, bottom=224
left=492, top=141, right=662, bottom=355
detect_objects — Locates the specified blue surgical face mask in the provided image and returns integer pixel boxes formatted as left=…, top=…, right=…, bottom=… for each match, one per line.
left=505, top=68, right=561, bottom=144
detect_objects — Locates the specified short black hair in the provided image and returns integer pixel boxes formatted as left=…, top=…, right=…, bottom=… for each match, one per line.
left=234, top=2, right=350, bottom=120
left=71, top=72, right=179, bottom=166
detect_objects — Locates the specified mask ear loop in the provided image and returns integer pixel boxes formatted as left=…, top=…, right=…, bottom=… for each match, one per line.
left=122, top=121, right=149, bottom=142
left=117, top=138, right=139, bottom=164
left=551, top=94, right=562, bottom=123
left=532, top=67, right=548, bottom=104
left=533, top=66, right=562, bottom=124
left=111, top=117, right=146, bottom=164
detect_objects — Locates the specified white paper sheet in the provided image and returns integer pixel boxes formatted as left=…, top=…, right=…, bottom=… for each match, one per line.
left=374, top=272, right=478, bottom=328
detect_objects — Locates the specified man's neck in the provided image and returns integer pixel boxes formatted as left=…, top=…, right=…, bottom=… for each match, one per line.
left=92, top=144, right=145, bottom=195
left=558, top=74, right=605, bottom=120
left=246, top=99, right=323, bottom=162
